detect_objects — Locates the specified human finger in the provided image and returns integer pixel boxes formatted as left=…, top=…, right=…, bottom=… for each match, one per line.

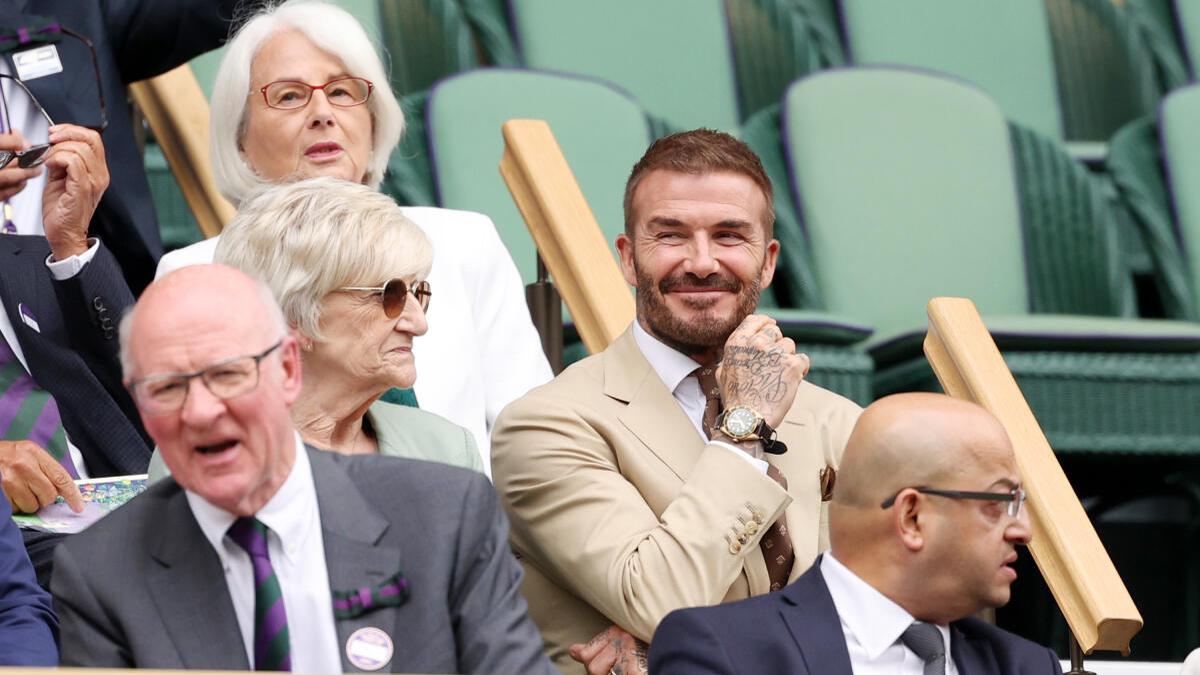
left=0, top=130, right=27, bottom=152
left=574, top=625, right=618, bottom=662
left=730, top=313, right=773, bottom=339
left=37, top=452, right=83, bottom=513
left=48, top=124, right=105, bottom=162
left=584, top=643, right=619, bottom=675
left=6, top=481, right=41, bottom=514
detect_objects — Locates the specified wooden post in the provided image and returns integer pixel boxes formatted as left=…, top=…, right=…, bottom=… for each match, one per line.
left=924, top=296, right=1142, bottom=654
left=500, top=119, right=635, bottom=353
left=130, top=65, right=235, bottom=239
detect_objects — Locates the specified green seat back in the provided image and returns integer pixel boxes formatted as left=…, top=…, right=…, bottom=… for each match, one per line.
left=839, top=0, right=1064, bottom=140
left=376, top=0, right=518, bottom=95
left=1175, top=0, right=1200, bottom=76
left=508, top=0, right=741, bottom=131
left=427, top=69, right=652, bottom=284
left=1043, top=0, right=1160, bottom=142
left=784, top=68, right=1028, bottom=336
left=1160, top=85, right=1200, bottom=317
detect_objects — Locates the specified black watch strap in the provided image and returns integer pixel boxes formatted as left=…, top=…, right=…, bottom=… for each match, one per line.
left=756, top=420, right=788, bottom=455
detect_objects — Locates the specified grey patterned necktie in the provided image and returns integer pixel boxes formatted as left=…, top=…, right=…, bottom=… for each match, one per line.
left=900, top=621, right=946, bottom=675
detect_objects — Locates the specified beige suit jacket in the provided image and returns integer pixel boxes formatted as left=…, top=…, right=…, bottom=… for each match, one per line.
left=491, top=326, right=862, bottom=673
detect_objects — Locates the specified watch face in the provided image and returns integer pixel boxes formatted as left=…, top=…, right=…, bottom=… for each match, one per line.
left=725, top=407, right=758, bottom=437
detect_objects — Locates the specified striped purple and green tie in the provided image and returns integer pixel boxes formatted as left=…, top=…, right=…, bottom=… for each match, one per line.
left=0, top=336, right=77, bottom=477
left=227, top=517, right=292, bottom=672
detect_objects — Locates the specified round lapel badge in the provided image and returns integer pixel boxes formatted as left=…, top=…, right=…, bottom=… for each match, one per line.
left=345, top=627, right=394, bottom=671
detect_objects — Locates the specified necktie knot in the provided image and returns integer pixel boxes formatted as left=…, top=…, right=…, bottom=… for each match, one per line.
left=227, top=517, right=271, bottom=559
left=900, top=621, right=946, bottom=673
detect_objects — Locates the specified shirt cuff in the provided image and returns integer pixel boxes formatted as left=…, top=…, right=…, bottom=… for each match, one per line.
left=710, top=440, right=770, bottom=474
left=45, top=238, right=100, bottom=280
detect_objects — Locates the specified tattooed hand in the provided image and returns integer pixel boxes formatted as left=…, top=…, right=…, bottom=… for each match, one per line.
left=568, top=624, right=648, bottom=675
left=717, top=314, right=809, bottom=430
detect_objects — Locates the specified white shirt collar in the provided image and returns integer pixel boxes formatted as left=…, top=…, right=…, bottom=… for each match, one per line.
left=632, top=321, right=704, bottom=395
left=186, top=431, right=318, bottom=566
left=821, top=553, right=954, bottom=662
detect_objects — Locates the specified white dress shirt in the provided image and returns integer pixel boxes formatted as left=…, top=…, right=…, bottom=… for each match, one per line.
left=156, top=206, right=554, bottom=474
left=0, top=239, right=102, bottom=477
left=631, top=321, right=768, bottom=473
left=1, top=60, right=50, bottom=237
left=186, top=433, right=341, bottom=674
left=821, top=553, right=959, bottom=675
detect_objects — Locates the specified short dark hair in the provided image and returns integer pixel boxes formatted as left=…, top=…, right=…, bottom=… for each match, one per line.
left=622, top=128, right=775, bottom=236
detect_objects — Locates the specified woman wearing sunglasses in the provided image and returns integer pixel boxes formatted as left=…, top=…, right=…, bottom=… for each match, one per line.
left=149, top=177, right=482, bottom=481
left=155, top=0, right=551, bottom=472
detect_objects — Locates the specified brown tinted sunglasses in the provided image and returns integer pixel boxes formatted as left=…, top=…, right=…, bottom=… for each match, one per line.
left=339, top=279, right=431, bottom=318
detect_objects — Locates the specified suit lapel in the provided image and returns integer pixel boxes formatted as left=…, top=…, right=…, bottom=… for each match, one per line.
left=779, top=560, right=854, bottom=675
left=309, top=448, right=404, bottom=671
left=146, top=485, right=248, bottom=669
left=951, top=623, right=1001, bottom=675
left=0, top=237, right=66, bottom=364
left=606, top=328, right=707, bottom=481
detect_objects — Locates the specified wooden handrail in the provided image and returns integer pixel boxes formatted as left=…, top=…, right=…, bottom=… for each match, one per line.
left=499, top=119, right=635, bottom=353
left=129, top=64, right=235, bottom=239
left=924, top=296, right=1142, bottom=654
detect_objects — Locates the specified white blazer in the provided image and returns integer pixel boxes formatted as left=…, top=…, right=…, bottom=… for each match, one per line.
left=156, top=206, right=554, bottom=472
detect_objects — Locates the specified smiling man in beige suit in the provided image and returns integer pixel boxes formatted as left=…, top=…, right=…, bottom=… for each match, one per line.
left=490, top=129, right=862, bottom=675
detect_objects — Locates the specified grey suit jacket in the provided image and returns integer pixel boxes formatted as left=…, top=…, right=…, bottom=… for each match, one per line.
left=51, top=446, right=554, bottom=674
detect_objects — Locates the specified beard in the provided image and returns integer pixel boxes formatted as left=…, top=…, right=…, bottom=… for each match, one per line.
left=634, top=264, right=762, bottom=356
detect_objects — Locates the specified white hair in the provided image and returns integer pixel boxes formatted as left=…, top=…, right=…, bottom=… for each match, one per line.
left=210, top=0, right=404, bottom=206
left=214, top=176, right=433, bottom=341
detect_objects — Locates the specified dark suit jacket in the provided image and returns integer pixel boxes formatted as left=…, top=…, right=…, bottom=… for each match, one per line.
left=52, top=446, right=556, bottom=674
left=0, top=235, right=149, bottom=476
left=0, top=483, right=56, bottom=665
left=649, top=557, right=1064, bottom=675
left=0, top=0, right=237, bottom=292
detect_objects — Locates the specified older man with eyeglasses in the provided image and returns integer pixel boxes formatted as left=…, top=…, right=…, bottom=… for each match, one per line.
left=650, top=393, right=1061, bottom=675
left=50, top=264, right=555, bottom=673
left=0, top=1, right=239, bottom=586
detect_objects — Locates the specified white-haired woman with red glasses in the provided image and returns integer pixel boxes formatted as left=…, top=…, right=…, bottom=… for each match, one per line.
left=157, top=0, right=552, bottom=473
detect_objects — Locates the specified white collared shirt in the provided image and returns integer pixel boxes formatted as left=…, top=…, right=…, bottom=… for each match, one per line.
left=1, top=60, right=50, bottom=237
left=186, top=434, right=341, bottom=674
left=631, top=322, right=768, bottom=473
left=0, top=239, right=102, bottom=477
left=821, top=553, right=959, bottom=675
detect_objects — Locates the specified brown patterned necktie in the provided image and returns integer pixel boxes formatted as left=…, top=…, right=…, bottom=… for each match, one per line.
left=695, top=367, right=795, bottom=591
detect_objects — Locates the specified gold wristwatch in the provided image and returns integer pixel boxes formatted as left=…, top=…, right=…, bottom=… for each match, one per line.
left=716, top=406, right=788, bottom=455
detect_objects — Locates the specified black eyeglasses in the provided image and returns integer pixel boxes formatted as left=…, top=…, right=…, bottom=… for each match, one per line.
left=338, top=279, right=431, bottom=318
left=128, top=340, right=284, bottom=415
left=880, top=486, right=1027, bottom=519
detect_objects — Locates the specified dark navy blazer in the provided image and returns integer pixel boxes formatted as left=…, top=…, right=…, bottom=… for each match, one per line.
left=0, top=0, right=237, bottom=292
left=0, top=482, right=56, bottom=665
left=649, top=556, right=1064, bottom=675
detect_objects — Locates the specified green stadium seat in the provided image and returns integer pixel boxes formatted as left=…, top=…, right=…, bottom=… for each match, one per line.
left=427, top=68, right=652, bottom=284
left=507, top=0, right=742, bottom=131
left=1173, top=0, right=1200, bottom=77
left=376, top=0, right=518, bottom=96
left=143, top=143, right=203, bottom=252
left=838, top=0, right=1064, bottom=140
left=723, top=0, right=844, bottom=120
left=425, top=68, right=875, bottom=402
left=784, top=67, right=1200, bottom=453
left=1108, top=85, right=1200, bottom=322
left=1042, top=0, right=1161, bottom=142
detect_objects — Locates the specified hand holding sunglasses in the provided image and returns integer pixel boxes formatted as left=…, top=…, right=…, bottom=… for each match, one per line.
left=0, top=130, right=45, bottom=203
left=40, top=123, right=109, bottom=261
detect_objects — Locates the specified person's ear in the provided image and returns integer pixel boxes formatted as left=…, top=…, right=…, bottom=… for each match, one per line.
left=276, top=336, right=304, bottom=405
left=616, top=233, right=638, bottom=287
left=895, top=489, right=926, bottom=552
left=760, top=237, right=780, bottom=289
